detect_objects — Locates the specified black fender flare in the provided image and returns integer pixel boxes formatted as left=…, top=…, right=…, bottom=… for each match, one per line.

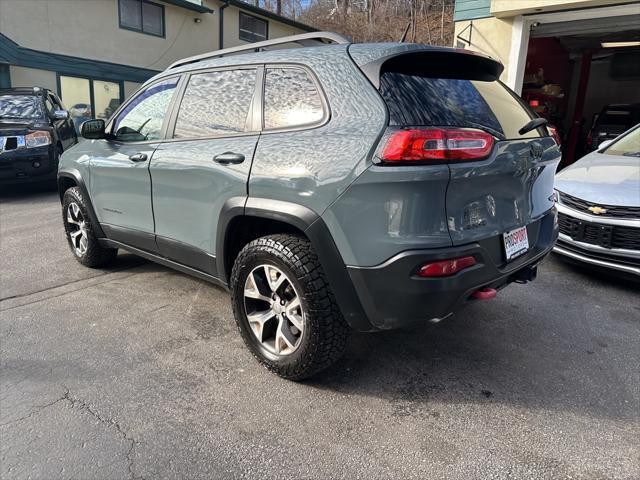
left=216, top=197, right=374, bottom=332
left=57, top=170, right=105, bottom=239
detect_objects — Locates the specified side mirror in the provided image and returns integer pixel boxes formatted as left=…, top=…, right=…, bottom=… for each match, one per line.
left=52, top=110, right=69, bottom=120
left=598, top=139, right=613, bottom=150
left=81, top=119, right=106, bottom=140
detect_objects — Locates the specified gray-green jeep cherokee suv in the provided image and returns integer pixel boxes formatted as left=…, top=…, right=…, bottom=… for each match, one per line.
left=58, top=33, right=560, bottom=380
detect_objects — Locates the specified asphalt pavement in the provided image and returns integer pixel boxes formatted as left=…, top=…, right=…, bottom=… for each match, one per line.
left=1, top=184, right=638, bottom=479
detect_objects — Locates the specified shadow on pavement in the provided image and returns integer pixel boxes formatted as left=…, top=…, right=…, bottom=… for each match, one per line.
left=305, top=257, right=639, bottom=422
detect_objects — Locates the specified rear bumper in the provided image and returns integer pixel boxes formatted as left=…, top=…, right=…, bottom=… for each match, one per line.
left=0, top=145, right=56, bottom=184
left=346, top=210, right=558, bottom=330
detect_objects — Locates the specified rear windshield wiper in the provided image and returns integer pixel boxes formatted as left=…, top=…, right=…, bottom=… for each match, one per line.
left=519, top=117, right=548, bottom=136
left=622, top=151, right=640, bottom=157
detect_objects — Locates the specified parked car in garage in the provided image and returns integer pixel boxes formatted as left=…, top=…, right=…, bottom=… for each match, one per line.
left=57, top=33, right=560, bottom=379
left=0, top=87, right=77, bottom=184
left=586, top=103, right=640, bottom=152
left=555, top=123, right=640, bottom=276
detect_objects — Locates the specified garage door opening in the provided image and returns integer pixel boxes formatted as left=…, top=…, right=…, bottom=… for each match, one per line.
left=519, top=12, right=640, bottom=167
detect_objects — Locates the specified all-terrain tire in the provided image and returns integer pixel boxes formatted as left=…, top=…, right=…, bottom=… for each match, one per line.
left=62, top=187, right=118, bottom=268
left=230, top=234, right=350, bottom=380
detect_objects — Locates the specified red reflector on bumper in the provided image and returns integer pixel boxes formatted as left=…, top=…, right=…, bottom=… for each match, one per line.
left=417, top=256, right=477, bottom=277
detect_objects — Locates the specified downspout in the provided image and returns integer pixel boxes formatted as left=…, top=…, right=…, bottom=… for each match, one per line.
left=219, top=0, right=229, bottom=50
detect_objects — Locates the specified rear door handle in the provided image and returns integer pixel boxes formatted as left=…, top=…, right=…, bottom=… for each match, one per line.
left=213, top=152, right=245, bottom=165
left=129, top=153, right=148, bottom=162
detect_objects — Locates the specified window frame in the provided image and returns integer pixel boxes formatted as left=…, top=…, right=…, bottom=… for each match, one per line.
left=239, top=12, right=268, bottom=43
left=118, top=0, right=166, bottom=38
left=260, top=63, right=330, bottom=134
left=106, top=75, right=183, bottom=145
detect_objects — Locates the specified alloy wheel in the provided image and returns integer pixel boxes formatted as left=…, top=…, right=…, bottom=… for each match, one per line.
left=243, top=264, right=305, bottom=356
left=66, top=202, right=88, bottom=256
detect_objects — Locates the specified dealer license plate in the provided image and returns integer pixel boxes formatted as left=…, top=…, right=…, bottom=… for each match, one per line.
left=503, top=226, right=529, bottom=261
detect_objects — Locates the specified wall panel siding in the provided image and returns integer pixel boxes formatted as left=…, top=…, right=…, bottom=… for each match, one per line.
left=454, top=0, right=492, bottom=21
left=9, top=66, right=57, bottom=92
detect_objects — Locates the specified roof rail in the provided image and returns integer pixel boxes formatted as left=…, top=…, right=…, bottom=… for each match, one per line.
left=168, top=31, right=350, bottom=70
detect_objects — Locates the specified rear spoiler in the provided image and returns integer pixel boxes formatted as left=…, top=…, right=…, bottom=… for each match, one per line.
left=352, top=46, right=504, bottom=89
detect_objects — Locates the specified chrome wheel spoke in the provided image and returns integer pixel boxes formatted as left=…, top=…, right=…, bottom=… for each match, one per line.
left=70, top=203, right=81, bottom=221
left=244, top=272, right=272, bottom=303
left=79, top=235, right=88, bottom=253
left=247, top=309, right=275, bottom=342
left=285, top=297, right=303, bottom=331
left=274, top=319, right=297, bottom=354
left=67, top=210, right=80, bottom=226
left=264, top=265, right=287, bottom=294
left=244, top=264, right=304, bottom=356
left=69, top=230, right=82, bottom=248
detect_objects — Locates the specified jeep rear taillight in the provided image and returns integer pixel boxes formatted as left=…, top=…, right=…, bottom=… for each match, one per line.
left=380, top=128, right=494, bottom=164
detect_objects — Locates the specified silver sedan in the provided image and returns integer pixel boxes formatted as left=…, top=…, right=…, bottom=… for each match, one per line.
left=554, top=124, right=640, bottom=276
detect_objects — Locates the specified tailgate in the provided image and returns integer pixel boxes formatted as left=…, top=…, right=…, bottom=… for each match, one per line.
left=375, top=63, right=561, bottom=247
left=447, top=136, right=558, bottom=245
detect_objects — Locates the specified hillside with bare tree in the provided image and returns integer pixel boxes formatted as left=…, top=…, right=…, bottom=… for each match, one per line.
left=241, top=0, right=456, bottom=46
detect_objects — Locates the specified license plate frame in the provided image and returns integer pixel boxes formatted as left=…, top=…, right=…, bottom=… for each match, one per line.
left=503, top=225, right=529, bottom=262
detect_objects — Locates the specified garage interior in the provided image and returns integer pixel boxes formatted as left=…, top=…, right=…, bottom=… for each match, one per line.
left=521, top=13, right=640, bottom=166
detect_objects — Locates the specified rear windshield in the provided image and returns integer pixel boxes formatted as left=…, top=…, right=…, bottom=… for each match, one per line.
left=0, top=94, right=43, bottom=120
left=380, top=73, right=540, bottom=140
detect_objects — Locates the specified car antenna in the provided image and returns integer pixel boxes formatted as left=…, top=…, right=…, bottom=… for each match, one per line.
left=400, top=22, right=411, bottom=42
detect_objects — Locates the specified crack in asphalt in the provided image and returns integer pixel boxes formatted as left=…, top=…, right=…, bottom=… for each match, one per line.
left=0, top=271, right=145, bottom=313
left=0, top=391, right=69, bottom=428
left=0, top=261, right=146, bottom=303
left=0, top=388, right=145, bottom=480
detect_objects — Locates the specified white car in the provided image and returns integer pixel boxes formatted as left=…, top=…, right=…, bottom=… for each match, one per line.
left=554, top=124, right=640, bottom=276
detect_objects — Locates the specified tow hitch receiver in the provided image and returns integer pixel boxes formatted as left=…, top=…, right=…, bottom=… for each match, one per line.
left=512, top=265, right=538, bottom=284
left=472, top=287, right=497, bottom=300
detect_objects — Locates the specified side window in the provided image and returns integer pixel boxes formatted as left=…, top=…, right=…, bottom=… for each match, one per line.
left=173, top=69, right=256, bottom=139
left=113, top=77, right=178, bottom=142
left=263, top=68, right=324, bottom=130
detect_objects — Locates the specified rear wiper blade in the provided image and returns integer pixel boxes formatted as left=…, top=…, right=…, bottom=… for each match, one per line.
left=622, top=151, right=640, bottom=157
left=519, top=117, right=548, bottom=136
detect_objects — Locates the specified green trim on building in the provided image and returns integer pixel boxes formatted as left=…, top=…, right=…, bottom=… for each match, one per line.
left=453, top=0, right=492, bottom=22
left=0, top=33, right=159, bottom=84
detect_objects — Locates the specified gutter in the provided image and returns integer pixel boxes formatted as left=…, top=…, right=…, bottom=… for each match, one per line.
left=219, top=0, right=229, bottom=50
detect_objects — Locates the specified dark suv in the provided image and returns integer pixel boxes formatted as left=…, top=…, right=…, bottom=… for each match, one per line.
left=57, top=33, right=560, bottom=380
left=0, top=87, right=76, bottom=184
left=586, top=103, right=640, bottom=151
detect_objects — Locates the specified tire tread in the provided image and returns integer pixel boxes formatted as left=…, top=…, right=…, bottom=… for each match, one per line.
left=230, top=234, right=349, bottom=380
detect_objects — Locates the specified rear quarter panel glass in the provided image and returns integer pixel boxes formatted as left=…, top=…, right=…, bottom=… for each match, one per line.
left=246, top=46, right=388, bottom=215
